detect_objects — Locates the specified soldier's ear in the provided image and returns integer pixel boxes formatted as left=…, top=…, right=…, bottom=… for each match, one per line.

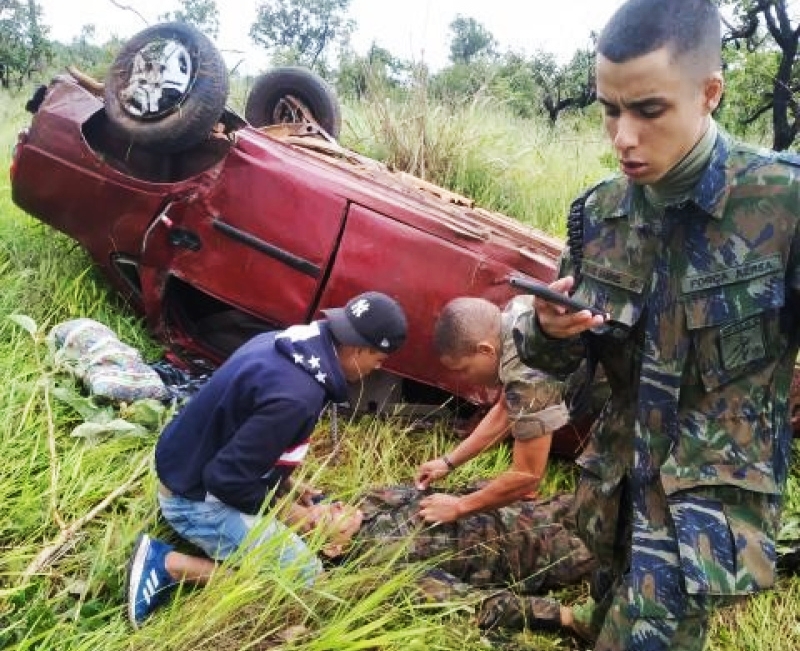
left=476, top=341, right=497, bottom=357
left=703, top=71, right=724, bottom=113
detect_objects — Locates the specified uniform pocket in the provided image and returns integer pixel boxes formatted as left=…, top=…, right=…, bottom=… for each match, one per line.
left=682, top=274, right=784, bottom=391
left=667, top=493, right=736, bottom=595
left=667, top=490, right=777, bottom=596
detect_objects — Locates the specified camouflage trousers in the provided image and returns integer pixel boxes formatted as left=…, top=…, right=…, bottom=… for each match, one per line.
left=355, top=485, right=596, bottom=630
left=574, top=473, right=751, bottom=651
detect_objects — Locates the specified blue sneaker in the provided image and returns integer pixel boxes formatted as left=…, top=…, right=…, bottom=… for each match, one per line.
left=125, top=533, right=176, bottom=628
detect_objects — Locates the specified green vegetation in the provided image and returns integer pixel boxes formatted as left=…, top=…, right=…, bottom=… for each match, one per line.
left=2, top=76, right=800, bottom=651
left=341, top=90, right=612, bottom=236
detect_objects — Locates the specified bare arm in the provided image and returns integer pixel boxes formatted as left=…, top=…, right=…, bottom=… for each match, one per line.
left=415, top=400, right=511, bottom=489
left=418, top=433, right=552, bottom=523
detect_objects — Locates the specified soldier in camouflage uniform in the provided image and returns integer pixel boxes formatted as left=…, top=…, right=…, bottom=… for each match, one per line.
left=515, top=1, right=800, bottom=649
left=330, top=485, right=595, bottom=631
left=415, top=296, right=572, bottom=525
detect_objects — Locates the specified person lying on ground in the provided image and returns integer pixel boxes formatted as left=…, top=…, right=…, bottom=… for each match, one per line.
left=315, top=484, right=596, bottom=636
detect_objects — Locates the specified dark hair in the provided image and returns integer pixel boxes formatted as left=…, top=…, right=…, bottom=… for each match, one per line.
left=598, top=0, right=721, bottom=71
left=433, top=297, right=500, bottom=358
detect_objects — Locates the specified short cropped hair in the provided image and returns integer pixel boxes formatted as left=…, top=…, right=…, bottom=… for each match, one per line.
left=433, top=297, right=501, bottom=358
left=598, top=0, right=721, bottom=72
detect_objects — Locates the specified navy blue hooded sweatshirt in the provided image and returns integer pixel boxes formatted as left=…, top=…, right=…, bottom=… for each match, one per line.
left=156, top=320, right=349, bottom=515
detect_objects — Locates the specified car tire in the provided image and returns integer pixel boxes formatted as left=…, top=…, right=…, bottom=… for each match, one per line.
left=104, top=22, right=229, bottom=153
left=245, top=67, right=341, bottom=139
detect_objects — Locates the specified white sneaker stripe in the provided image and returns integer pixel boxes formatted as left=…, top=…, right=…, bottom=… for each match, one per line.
left=144, top=569, right=160, bottom=603
left=127, top=534, right=151, bottom=627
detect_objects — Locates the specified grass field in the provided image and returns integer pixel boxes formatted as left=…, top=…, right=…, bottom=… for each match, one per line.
left=1, top=80, right=800, bottom=651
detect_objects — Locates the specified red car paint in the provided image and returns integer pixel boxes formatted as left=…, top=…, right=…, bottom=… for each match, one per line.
left=19, top=75, right=798, bottom=454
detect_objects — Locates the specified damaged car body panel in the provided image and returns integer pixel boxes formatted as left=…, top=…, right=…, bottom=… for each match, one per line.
left=11, top=67, right=584, bottom=454
left=13, top=75, right=562, bottom=367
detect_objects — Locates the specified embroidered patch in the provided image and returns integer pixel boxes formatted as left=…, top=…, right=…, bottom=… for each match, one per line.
left=582, top=260, right=646, bottom=293
left=682, top=253, right=782, bottom=294
left=718, top=315, right=765, bottom=370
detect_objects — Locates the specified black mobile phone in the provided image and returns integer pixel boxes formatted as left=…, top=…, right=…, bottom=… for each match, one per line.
left=508, top=275, right=608, bottom=317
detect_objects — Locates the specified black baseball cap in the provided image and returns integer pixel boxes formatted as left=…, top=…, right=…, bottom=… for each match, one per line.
left=323, top=292, right=408, bottom=353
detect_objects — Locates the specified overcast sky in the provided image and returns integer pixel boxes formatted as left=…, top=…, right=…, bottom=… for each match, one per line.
left=36, top=0, right=624, bottom=73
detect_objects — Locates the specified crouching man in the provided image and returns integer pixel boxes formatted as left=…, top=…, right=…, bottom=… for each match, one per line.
left=415, top=296, right=588, bottom=522
left=125, top=291, right=407, bottom=628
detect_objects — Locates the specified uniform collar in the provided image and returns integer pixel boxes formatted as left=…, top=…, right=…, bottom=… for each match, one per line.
left=604, top=130, right=732, bottom=222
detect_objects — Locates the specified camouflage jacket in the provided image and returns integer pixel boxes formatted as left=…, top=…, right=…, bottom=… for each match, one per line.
left=517, top=131, right=800, bottom=595
left=499, top=296, right=569, bottom=440
left=352, top=485, right=594, bottom=593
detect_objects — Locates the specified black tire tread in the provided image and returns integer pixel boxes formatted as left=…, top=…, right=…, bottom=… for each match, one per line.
left=245, top=67, right=341, bottom=139
left=104, top=22, right=229, bottom=153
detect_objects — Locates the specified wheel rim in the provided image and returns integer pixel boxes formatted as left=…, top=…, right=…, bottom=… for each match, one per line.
left=117, top=38, right=195, bottom=119
left=271, top=95, right=311, bottom=125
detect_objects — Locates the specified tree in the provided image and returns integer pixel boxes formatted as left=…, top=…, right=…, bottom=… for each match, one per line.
left=429, top=60, right=495, bottom=106
left=718, top=43, right=778, bottom=142
left=48, top=25, right=123, bottom=78
left=159, top=0, right=220, bottom=40
left=529, top=45, right=596, bottom=124
left=0, top=0, right=50, bottom=89
left=249, top=0, right=354, bottom=71
left=337, top=43, right=410, bottom=99
left=720, top=0, right=800, bottom=150
left=490, top=53, right=542, bottom=119
left=448, top=15, right=497, bottom=65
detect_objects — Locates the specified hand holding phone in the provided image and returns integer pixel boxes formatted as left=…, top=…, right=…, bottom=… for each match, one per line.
left=508, top=275, right=608, bottom=318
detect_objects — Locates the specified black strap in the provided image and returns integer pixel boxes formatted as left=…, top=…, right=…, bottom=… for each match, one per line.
left=564, top=183, right=604, bottom=417
left=566, top=182, right=604, bottom=291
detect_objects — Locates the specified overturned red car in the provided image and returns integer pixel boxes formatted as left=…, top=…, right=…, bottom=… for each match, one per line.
left=23, top=22, right=782, bottom=456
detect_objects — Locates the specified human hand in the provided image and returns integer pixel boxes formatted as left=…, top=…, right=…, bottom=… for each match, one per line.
left=295, top=481, right=323, bottom=507
left=535, top=276, right=606, bottom=339
left=302, top=501, right=341, bottom=530
left=418, top=493, right=463, bottom=524
left=414, top=458, right=450, bottom=490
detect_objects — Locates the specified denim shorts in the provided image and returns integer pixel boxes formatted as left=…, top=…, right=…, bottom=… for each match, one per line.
left=158, top=492, right=322, bottom=582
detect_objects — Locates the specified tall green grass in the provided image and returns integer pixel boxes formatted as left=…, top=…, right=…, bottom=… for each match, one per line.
left=341, top=88, right=613, bottom=237
left=1, top=80, right=799, bottom=651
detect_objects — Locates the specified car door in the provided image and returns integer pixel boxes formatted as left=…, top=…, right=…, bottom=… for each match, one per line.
left=315, top=203, right=516, bottom=403
left=141, top=132, right=349, bottom=327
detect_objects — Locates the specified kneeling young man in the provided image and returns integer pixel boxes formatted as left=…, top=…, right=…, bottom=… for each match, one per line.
left=125, top=291, right=407, bottom=628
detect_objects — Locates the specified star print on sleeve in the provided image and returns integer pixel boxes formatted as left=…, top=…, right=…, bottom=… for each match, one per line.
left=308, top=355, right=321, bottom=369
left=293, top=353, right=304, bottom=364
left=315, top=371, right=327, bottom=384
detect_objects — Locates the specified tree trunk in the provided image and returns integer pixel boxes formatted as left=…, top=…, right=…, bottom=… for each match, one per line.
left=772, top=40, right=798, bottom=151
